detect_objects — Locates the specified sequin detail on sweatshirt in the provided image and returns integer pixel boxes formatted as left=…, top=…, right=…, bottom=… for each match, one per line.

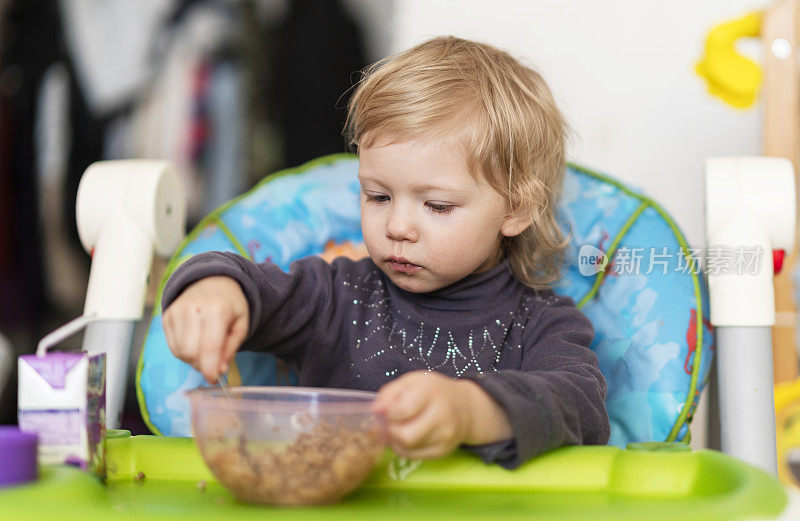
left=342, top=269, right=548, bottom=383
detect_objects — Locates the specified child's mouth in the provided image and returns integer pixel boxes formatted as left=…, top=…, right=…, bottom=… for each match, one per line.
left=387, top=258, right=422, bottom=274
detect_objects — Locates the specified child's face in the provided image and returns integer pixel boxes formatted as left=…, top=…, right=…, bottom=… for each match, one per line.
left=358, top=135, right=519, bottom=293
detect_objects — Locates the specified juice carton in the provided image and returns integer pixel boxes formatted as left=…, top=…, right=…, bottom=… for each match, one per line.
left=17, top=352, right=106, bottom=479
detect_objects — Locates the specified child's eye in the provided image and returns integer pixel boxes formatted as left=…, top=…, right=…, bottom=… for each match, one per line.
left=426, top=202, right=456, bottom=214
left=365, top=192, right=390, bottom=203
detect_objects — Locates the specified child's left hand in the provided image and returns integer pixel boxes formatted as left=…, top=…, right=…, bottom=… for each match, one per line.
left=372, top=371, right=513, bottom=459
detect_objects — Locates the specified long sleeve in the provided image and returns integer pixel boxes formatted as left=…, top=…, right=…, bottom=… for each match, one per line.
left=161, top=251, right=344, bottom=368
left=161, top=253, right=610, bottom=467
left=462, top=294, right=609, bottom=469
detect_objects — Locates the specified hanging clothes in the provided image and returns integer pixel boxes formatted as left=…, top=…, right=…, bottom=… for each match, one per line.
left=271, top=0, right=368, bottom=167
left=0, top=0, right=373, bottom=325
left=35, top=63, right=90, bottom=315
left=59, top=0, right=173, bottom=116
left=0, top=0, right=67, bottom=328
left=129, top=0, right=244, bottom=225
left=204, top=58, right=244, bottom=214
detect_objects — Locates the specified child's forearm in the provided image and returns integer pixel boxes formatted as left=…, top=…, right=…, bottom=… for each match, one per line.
left=456, top=380, right=513, bottom=445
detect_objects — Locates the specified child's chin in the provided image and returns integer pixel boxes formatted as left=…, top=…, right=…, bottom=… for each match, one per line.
left=387, top=273, right=437, bottom=294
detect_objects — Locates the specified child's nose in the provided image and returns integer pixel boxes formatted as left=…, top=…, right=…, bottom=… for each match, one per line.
left=386, top=208, right=419, bottom=243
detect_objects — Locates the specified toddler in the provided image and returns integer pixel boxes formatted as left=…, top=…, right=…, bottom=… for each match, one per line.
left=162, top=36, right=609, bottom=468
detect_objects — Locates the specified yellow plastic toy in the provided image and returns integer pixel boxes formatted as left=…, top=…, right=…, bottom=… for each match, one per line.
left=696, top=12, right=763, bottom=108
left=775, top=378, right=800, bottom=488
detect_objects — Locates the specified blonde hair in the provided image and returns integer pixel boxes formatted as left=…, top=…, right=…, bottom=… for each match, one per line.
left=345, top=36, right=570, bottom=289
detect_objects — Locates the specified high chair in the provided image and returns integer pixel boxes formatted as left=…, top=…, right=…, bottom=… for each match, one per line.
left=696, top=0, right=800, bottom=490
left=4, top=155, right=798, bottom=520
left=138, top=154, right=713, bottom=449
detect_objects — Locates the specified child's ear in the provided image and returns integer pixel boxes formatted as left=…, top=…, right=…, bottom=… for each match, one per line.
left=500, top=211, right=532, bottom=238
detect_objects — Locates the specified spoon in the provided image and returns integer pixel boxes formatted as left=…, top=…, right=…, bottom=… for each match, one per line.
left=219, top=372, right=261, bottom=476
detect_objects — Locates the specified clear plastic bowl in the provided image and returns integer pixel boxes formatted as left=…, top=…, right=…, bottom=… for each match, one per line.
left=187, top=386, right=386, bottom=505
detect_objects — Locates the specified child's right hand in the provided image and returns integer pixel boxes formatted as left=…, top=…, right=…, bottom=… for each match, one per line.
left=162, top=276, right=250, bottom=384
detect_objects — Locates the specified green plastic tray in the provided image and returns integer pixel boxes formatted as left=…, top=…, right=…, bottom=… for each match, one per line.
left=0, top=433, right=789, bottom=521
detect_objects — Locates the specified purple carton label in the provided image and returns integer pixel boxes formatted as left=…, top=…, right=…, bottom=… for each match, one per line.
left=19, top=353, right=84, bottom=389
left=18, top=409, right=82, bottom=445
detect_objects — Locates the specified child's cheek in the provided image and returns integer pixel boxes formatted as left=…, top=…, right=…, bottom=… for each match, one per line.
left=360, top=215, right=381, bottom=249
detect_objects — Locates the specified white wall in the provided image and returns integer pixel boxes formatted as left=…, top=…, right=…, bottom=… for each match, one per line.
left=390, top=0, right=770, bottom=249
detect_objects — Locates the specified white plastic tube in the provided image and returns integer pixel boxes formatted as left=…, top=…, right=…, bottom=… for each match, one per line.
left=74, top=159, right=186, bottom=428
left=704, top=156, right=794, bottom=476
left=82, top=210, right=153, bottom=320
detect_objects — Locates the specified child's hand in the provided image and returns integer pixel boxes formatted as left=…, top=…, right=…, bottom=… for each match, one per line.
left=372, top=371, right=469, bottom=459
left=373, top=371, right=515, bottom=459
left=162, top=276, right=249, bottom=384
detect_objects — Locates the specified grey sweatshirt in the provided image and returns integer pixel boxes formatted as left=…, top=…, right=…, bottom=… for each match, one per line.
left=162, top=252, right=610, bottom=468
